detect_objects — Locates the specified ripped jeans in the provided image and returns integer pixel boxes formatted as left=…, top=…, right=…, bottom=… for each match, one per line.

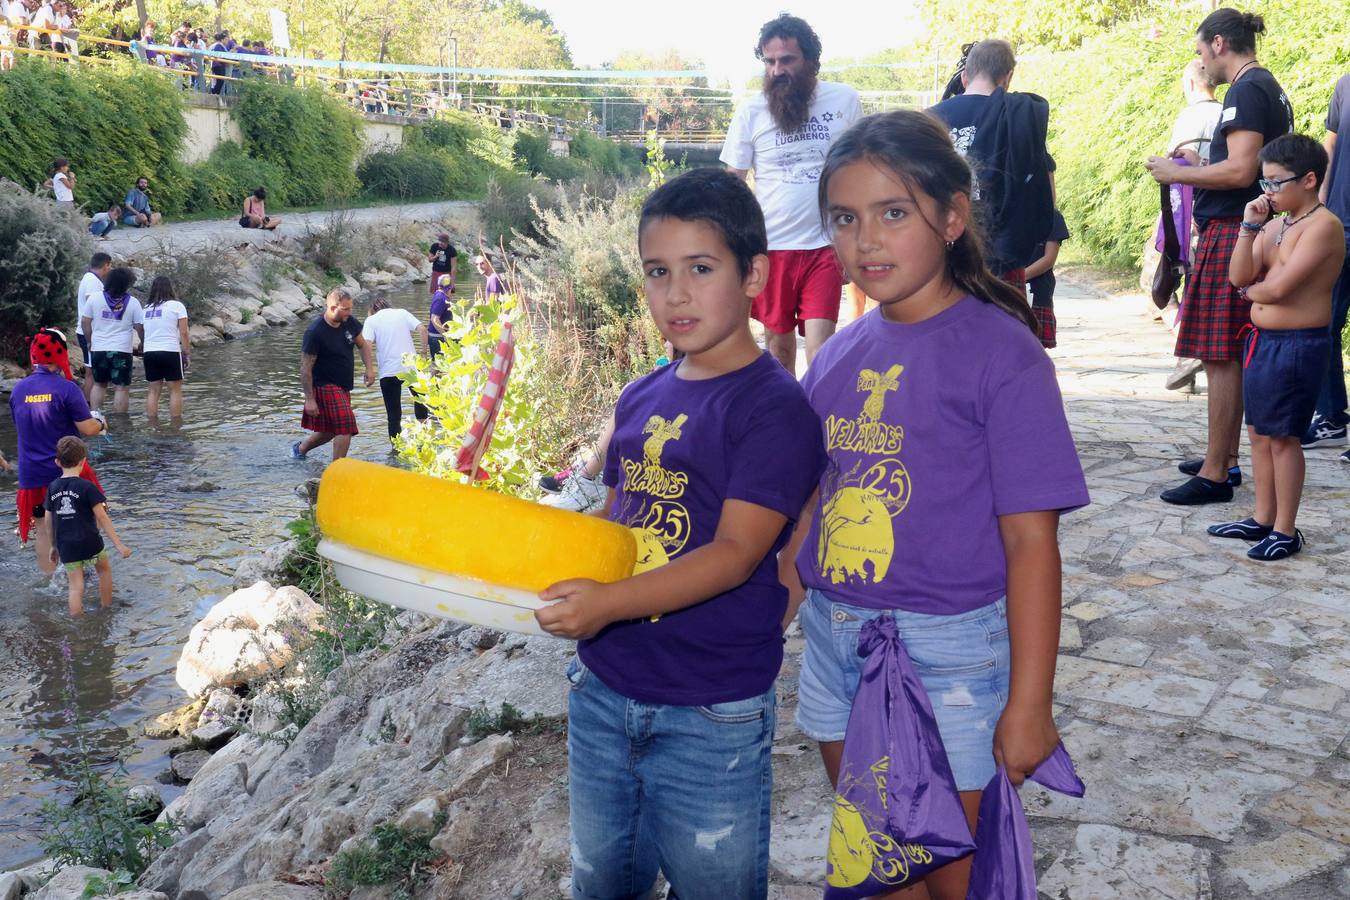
left=795, top=590, right=1010, bottom=791
left=565, top=656, right=774, bottom=900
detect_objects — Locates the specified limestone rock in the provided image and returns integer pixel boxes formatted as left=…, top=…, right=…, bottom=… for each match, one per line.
left=191, top=719, right=236, bottom=749
left=232, top=540, right=297, bottom=590
left=0, top=873, right=21, bottom=900
left=357, top=270, right=395, bottom=288
left=161, top=759, right=247, bottom=831
left=259, top=305, right=296, bottom=326
left=395, top=797, right=440, bottom=832
left=171, top=749, right=212, bottom=783
left=224, top=319, right=264, bottom=339
left=381, top=256, right=409, bottom=275
left=221, top=885, right=327, bottom=900
left=127, top=784, right=165, bottom=820
left=440, top=734, right=513, bottom=795
left=175, top=581, right=322, bottom=698
left=29, top=866, right=110, bottom=900
left=144, top=697, right=206, bottom=739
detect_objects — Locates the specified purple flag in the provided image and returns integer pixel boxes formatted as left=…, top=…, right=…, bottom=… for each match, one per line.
left=824, top=616, right=976, bottom=898
left=965, top=744, right=1085, bottom=899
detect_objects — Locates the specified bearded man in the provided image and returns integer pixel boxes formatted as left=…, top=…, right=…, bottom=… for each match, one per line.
left=721, top=13, right=862, bottom=374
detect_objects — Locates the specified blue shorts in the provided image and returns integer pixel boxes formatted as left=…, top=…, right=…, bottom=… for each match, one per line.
left=796, top=589, right=1010, bottom=791
left=1243, top=326, right=1330, bottom=437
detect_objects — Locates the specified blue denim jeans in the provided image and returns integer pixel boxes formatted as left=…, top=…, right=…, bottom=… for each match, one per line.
left=566, top=656, right=775, bottom=900
left=1315, top=243, right=1350, bottom=426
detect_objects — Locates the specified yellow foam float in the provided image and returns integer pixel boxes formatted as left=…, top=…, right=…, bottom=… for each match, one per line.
left=315, top=459, right=636, bottom=637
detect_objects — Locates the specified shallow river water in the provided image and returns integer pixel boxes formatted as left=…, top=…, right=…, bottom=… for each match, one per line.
left=0, top=281, right=464, bottom=869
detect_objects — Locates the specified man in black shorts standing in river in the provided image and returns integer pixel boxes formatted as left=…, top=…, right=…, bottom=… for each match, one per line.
left=292, top=289, right=374, bottom=462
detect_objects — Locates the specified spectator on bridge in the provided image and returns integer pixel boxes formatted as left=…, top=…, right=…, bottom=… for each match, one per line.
left=208, top=31, right=228, bottom=94
left=88, top=203, right=120, bottom=238
left=123, top=176, right=161, bottom=227
left=240, top=187, right=280, bottom=230
left=52, top=1, right=74, bottom=56
left=30, top=1, right=54, bottom=52
left=0, top=1, right=16, bottom=70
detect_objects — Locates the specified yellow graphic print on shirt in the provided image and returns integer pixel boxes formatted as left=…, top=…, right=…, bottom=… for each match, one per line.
left=826, top=755, right=933, bottom=888
left=818, top=365, right=911, bottom=585
left=620, top=414, right=691, bottom=574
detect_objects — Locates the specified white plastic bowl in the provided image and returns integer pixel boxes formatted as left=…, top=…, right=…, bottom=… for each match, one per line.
left=318, top=539, right=560, bottom=638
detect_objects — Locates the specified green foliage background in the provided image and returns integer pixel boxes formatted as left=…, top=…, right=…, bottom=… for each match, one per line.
left=0, top=183, right=95, bottom=359
left=232, top=80, right=363, bottom=206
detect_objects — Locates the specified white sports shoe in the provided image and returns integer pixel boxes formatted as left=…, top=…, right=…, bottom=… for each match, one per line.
left=541, top=470, right=606, bottom=513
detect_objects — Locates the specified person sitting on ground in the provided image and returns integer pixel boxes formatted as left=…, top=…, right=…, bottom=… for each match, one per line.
left=88, top=203, right=120, bottom=238
left=80, top=266, right=145, bottom=414
left=123, top=176, right=161, bottom=226
left=8, top=329, right=106, bottom=565
left=239, top=187, right=280, bottom=230
left=1211, top=134, right=1345, bottom=560
left=1025, top=208, right=1070, bottom=349
left=427, top=232, right=456, bottom=294
left=43, top=436, right=130, bottom=617
left=141, top=275, right=191, bottom=419
left=362, top=295, right=429, bottom=440
left=47, top=157, right=74, bottom=207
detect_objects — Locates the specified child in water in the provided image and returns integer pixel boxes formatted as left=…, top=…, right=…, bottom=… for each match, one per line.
left=781, top=110, right=1089, bottom=897
left=43, top=436, right=130, bottom=616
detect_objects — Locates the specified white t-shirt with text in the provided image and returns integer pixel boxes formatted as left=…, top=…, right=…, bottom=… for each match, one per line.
left=362, top=308, right=422, bottom=378
left=82, top=294, right=144, bottom=353
left=719, top=80, right=863, bottom=249
left=75, top=270, right=103, bottom=336
left=142, top=300, right=189, bottom=352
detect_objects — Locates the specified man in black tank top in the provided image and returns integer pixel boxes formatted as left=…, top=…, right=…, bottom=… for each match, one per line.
left=1145, top=8, right=1293, bottom=506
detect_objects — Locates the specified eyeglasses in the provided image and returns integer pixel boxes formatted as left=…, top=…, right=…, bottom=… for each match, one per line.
left=1259, top=175, right=1303, bottom=192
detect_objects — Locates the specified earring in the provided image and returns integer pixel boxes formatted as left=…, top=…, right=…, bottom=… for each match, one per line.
left=945, top=240, right=955, bottom=250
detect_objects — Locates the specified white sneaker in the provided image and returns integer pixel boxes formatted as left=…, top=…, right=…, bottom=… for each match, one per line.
left=541, top=470, right=606, bottom=513
left=1165, top=358, right=1204, bottom=392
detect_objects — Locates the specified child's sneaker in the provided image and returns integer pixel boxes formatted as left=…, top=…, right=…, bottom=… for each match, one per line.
left=1301, top=415, right=1348, bottom=448
left=542, top=470, right=606, bottom=513
left=539, top=467, right=572, bottom=494
left=1247, top=529, right=1304, bottom=561
left=1206, top=517, right=1272, bottom=541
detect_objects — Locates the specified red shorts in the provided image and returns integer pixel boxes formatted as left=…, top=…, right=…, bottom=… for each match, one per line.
left=302, top=384, right=359, bottom=435
left=1175, top=218, right=1248, bottom=362
left=755, top=247, right=843, bottom=335
left=17, top=461, right=102, bottom=544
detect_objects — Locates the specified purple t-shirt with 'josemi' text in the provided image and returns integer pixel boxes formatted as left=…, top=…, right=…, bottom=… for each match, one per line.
left=797, top=297, right=1089, bottom=615
left=580, top=352, right=824, bottom=706
left=8, top=369, right=92, bottom=490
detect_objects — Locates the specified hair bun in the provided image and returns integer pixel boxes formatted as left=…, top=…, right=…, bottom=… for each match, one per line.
left=1243, top=13, right=1266, bottom=34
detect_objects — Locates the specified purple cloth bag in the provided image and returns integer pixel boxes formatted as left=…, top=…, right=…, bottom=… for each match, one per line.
left=965, top=744, right=1086, bottom=899
left=824, top=616, right=976, bottom=899
left=1154, top=158, right=1194, bottom=268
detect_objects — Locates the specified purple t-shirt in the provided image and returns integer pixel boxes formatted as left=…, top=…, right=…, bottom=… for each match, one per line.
left=484, top=273, right=504, bottom=297
left=8, top=370, right=92, bottom=490
left=797, top=297, right=1089, bottom=615
left=428, top=289, right=451, bottom=335
left=580, top=352, right=825, bottom=706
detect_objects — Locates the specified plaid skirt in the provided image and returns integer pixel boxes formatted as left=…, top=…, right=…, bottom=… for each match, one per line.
left=1175, top=218, right=1249, bottom=362
left=1031, top=306, right=1057, bottom=349
left=301, top=383, right=359, bottom=435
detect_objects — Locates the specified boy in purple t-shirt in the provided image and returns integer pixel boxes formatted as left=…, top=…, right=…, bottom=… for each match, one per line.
left=534, top=168, right=823, bottom=898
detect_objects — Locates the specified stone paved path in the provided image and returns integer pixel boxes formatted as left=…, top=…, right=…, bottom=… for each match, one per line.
left=100, top=200, right=478, bottom=258
left=770, top=274, right=1350, bottom=899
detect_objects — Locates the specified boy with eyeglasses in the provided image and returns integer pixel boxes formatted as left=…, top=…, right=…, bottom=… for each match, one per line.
left=1210, top=134, right=1345, bottom=560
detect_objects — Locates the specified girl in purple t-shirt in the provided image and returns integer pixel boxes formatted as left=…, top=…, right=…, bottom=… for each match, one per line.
left=780, top=110, right=1089, bottom=897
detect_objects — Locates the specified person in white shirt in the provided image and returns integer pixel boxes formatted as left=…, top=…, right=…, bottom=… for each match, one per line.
left=80, top=267, right=145, bottom=414
left=53, top=1, right=74, bottom=56
left=361, top=295, right=428, bottom=440
left=49, top=157, right=75, bottom=206
left=29, top=1, right=52, bottom=49
left=140, top=276, right=191, bottom=419
left=720, top=13, right=862, bottom=375
left=76, top=252, right=112, bottom=401
left=0, top=0, right=14, bottom=70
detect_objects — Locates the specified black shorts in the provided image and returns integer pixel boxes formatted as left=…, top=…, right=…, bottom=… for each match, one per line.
left=143, top=350, right=184, bottom=382
left=77, top=332, right=91, bottom=367
left=1243, top=326, right=1330, bottom=437
left=90, top=350, right=133, bottom=386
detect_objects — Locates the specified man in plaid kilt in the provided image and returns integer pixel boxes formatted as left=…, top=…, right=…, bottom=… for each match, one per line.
left=1146, top=8, right=1293, bottom=504
left=292, top=289, right=375, bottom=462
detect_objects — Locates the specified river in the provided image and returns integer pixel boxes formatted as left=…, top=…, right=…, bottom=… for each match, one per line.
left=0, top=280, right=471, bottom=870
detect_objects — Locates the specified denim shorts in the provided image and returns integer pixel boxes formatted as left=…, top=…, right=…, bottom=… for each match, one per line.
left=565, top=656, right=775, bottom=900
left=796, top=589, right=1010, bottom=791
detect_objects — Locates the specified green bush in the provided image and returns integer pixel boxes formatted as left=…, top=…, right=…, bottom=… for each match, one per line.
left=182, top=142, right=290, bottom=214
left=1016, top=0, right=1350, bottom=270
left=326, top=813, right=447, bottom=895
left=0, top=60, right=186, bottom=214
left=0, top=182, right=94, bottom=360
left=233, top=80, right=362, bottom=206
left=357, top=148, right=456, bottom=201
left=481, top=173, right=562, bottom=246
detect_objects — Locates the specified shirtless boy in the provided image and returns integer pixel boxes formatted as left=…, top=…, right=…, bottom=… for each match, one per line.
left=1212, top=134, right=1346, bottom=559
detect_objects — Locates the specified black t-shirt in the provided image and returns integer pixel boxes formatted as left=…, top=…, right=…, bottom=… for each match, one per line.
left=302, top=316, right=362, bottom=391
left=1325, top=74, right=1350, bottom=225
left=1028, top=210, right=1070, bottom=307
left=429, top=242, right=456, bottom=273
left=1193, top=68, right=1294, bottom=227
left=45, top=476, right=106, bottom=564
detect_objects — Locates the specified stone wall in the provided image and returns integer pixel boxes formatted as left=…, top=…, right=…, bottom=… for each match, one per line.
left=181, top=93, right=407, bottom=165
